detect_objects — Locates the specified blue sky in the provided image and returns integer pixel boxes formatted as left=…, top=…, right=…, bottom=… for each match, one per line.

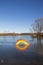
left=0, top=0, right=43, bottom=33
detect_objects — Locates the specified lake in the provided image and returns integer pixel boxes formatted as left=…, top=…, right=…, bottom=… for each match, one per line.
left=0, top=36, right=43, bottom=65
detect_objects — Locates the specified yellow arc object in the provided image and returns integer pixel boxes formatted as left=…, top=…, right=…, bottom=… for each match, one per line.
left=16, top=39, right=30, bottom=51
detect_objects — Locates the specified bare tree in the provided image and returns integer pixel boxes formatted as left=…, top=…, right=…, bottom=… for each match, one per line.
left=32, top=18, right=43, bottom=33
left=31, top=18, right=43, bottom=47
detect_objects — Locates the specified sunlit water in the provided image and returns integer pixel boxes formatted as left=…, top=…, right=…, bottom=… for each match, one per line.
left=0, top=36, right=43, bottom=64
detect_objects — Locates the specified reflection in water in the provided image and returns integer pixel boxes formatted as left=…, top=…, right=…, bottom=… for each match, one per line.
left=0, top=36, right=43, bottom=65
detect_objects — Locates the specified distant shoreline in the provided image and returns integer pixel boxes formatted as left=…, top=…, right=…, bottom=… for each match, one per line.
left=0, top=33, right=42, bottom=38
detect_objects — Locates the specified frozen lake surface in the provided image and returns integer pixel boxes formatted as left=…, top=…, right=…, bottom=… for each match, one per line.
left=0, top=36, right=43, bottom=65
